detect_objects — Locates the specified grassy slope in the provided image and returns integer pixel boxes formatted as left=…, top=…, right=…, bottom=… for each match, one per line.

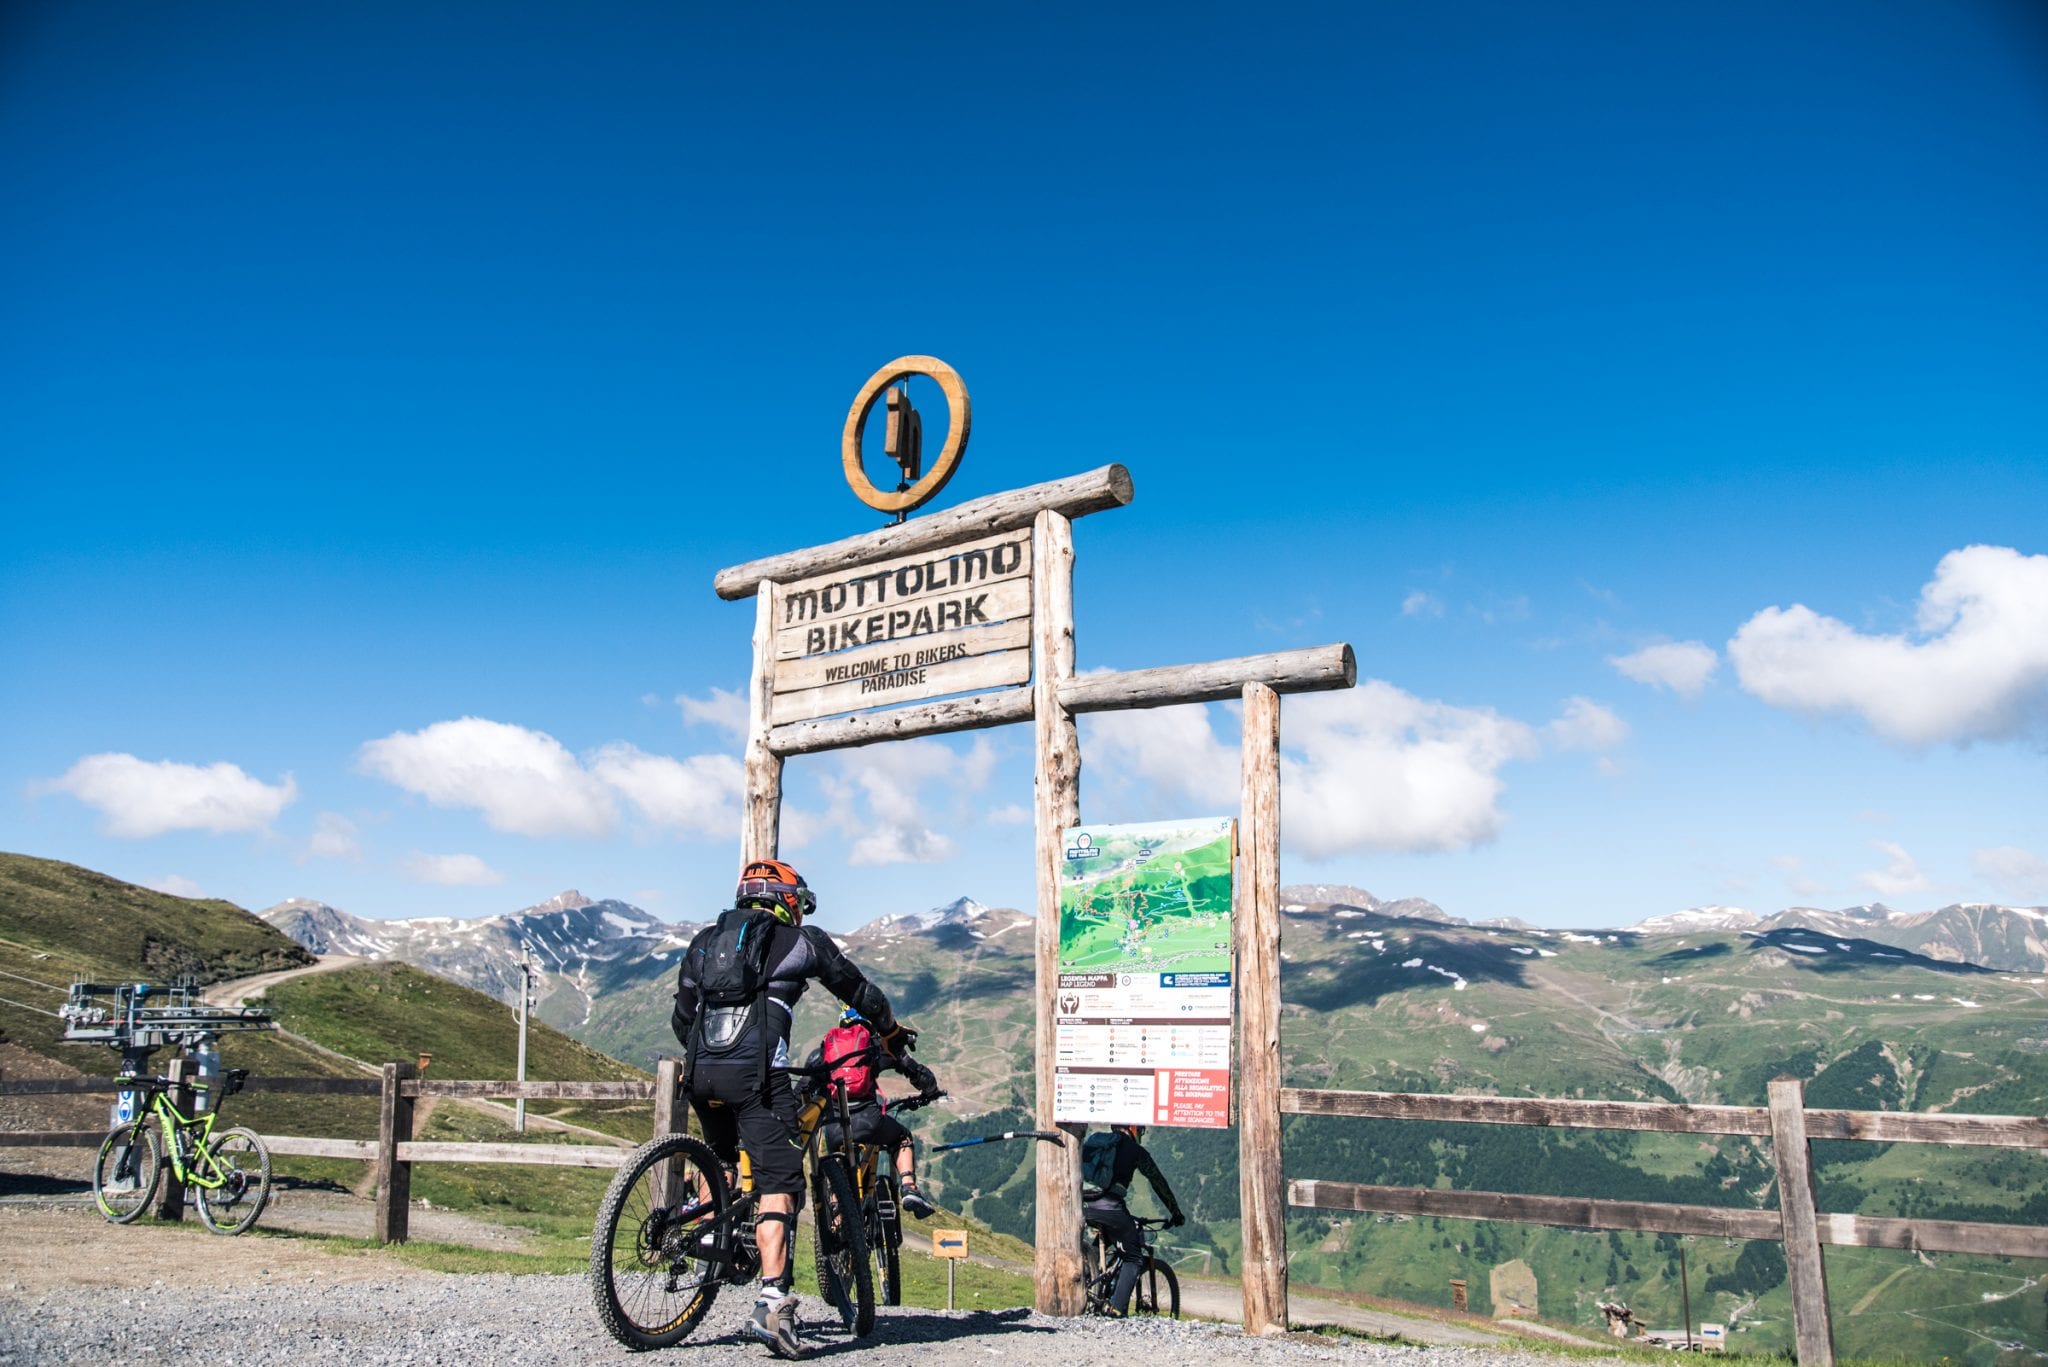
left=0, top=852, right=312, bottom=988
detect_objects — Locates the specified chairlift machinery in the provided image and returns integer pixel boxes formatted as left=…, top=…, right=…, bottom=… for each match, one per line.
left=60, top=978, right=275, bottom=1123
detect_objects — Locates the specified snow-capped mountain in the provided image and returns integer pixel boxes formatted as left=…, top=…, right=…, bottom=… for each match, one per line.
left=1629, top=906, right=1762, bottom=935
left=258, top=891, right=702, bottom=1026
left=1280, top=884, right=1453, bottom=924
left=1623, top=901, right=2048, bottom=972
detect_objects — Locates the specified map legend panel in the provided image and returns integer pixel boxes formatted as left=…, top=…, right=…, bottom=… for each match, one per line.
left=1053, top=817, right=1235, bottom=1129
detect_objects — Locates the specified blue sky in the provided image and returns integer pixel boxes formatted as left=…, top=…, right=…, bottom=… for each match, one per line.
left=3, top=2, right=2044, bottom=931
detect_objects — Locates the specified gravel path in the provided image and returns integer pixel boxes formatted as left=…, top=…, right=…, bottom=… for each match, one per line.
left=0, top=1273, right=1630, bottom=1367
left=0, top=1204, right=1632, bottom=1367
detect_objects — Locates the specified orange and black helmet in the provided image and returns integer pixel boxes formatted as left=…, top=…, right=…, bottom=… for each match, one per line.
left=736, top=859, right=816, bottom=925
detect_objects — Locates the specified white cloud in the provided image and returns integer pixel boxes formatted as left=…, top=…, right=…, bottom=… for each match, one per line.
left=402, top=852, right=505, bottom=886
left=677, top=687, right=748, bottom=740
left=358, top=718, right=617, bottom=837
left=1857, top=841, right=1932, bottom=899
left=145, top=874, right=205, bottom=898
left=814, top=736, right=996, bottom=866
left=39, top=754, right=297, bottom=837
left=1770, top=854, right=1827, bottom=899
left=1085, top=680, right=1540, bottom=858
left=1729, top=545, right=2048, bottom=745
left=986, top=803, right=1031, bottom=826
left=1547, top=697, right=1630, bottom=752
left=1401, top=590, right=1445, bottom=619
left=1974, top=846, right=2048, bottom=903
left=589, top=744, right=744, bottom=839
left=1610, top=641, right=1719, bottom=699
left=306, top=812, right=361, bottom=861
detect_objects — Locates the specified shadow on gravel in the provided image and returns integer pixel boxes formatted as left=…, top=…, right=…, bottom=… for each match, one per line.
left=0, top=1173, right=90, bottom=1199
left=690, top=1307, right=1054, bottom=1358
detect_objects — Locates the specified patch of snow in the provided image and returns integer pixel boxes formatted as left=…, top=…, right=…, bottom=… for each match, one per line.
left=1400, top=958, right=1424, bottom=969
left=1347, top=932, right=1366, bottom=940
left=1562, top=933, right=1600, bottom=944
left=1470, top=1023, right=1488, bottom=1033
left=1890, top=993, right=1902, bottom=999
left=1913, top=994, right=1936, bottom=1001
left=602, top=911, right=643, bottom=935
left=1835, top=941, right=1853, bottom=950
left=1872, top=952, right=1904, bottom=960
left=1536, top=949, right=1558, bottom=958
left=1510, top=946, right=1535, bottom=956
left=1951, top=998, right=1981, bottom=1008
left=1334, top=910, right=1364, bottom=919
left=1782, top=944, right=1829, bottom=955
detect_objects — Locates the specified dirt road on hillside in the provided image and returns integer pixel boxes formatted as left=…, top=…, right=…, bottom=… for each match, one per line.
left=204, top=954, right=367, bottom=1007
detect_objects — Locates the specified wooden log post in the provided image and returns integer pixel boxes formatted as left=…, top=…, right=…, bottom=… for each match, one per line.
left=743, top=580, right=784, bottom=863
left=1769, top=1077, right=1836, bottom=1367
left=153, top=1056, right=193, bottom=1222
left=373, top=1060, right=418, bottom=1244
left=653, top=1057, right=683, bottom=1138
left=1237, top=681, right=1288, bottom=1334
left=1032, top=507, right=1087, bottom=1316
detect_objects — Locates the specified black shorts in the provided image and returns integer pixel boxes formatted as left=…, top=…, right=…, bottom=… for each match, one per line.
left=689, top=1065, right=805, bottom=1197
left=822, top=1103, right=912, bottom=1155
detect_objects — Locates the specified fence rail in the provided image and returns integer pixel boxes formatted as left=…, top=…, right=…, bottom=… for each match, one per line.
left=1282, top=1078, right=2048, bottom=1367
left=0, top=1060, right=681, bottom=1242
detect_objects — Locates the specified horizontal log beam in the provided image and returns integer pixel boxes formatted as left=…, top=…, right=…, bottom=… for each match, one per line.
left=715, top=464, right=1133, bottom=599
left=0, top=1075, right=382, bottom=1097
left=1802, top=1107, right=2048, bottom=1149
left=0, top=1129, right=103, bottom=1147
left=1289, top=1181, right=2048, bottom=1260
left=1291, top=1179, right=1781, bottom=1240
left=1818, top=1210, right=2048, bottom=1259
left=769, top=687, right=1036, bottom=756
left=260, top=1135, right=381, bottom=1160
left=1060, top=644, right=1356, bottom=713
left=393, top=1141, right=630, bottom=1168
left=1282, top=1088, right=1771, bottom=1137
left=401, top=1079, right=655, bottom=1101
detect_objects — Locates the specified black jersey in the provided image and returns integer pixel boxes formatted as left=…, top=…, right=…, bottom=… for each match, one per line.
left=671, top=914, right=897, bottom=1073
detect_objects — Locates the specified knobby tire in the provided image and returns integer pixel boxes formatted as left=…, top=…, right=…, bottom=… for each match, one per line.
left=872, top=1172, right=902, bottom=1307
left=195, top=1127, right=272, bottom=1235
left=1135, top=1256, right=1181, bottom=1319
left=811, top=1157, right=874, bottom=1336
left=591, top=1133, right=728, bottom=1351
left=92, top=1120, right=162, bottom=1224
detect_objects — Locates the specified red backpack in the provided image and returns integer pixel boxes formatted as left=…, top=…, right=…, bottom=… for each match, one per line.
left=820, top=1022, right=878, bottom=1102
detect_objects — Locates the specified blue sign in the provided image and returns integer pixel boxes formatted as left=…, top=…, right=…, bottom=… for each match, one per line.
left=1161, top=972, right=1231, bottom=988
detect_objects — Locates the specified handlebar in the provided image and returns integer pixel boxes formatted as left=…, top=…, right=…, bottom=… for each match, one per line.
left=885, top=1089, right=946, bottom=1113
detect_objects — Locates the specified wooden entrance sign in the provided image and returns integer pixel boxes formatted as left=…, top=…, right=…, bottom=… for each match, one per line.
left=714, top=359, right=1357, bottom=1327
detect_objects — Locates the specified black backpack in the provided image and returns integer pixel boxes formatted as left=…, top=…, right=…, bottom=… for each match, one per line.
left=685, top=907, right=781, bottom=1083
left=1081, top=1130, right=1127, bottom=1200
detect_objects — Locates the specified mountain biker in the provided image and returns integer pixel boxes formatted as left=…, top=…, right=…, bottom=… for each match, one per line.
left=1080, top=1122, right=1186, bottom=1317
left=672, top=859, right=920, bottom=1359
left=803, top=1006, right=941, bottom=1219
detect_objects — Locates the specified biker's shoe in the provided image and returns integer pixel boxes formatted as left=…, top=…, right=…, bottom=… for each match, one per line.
left=900, top=1183, right=935, bottom=1219
left=748, top=1293, right=803, bottom=1359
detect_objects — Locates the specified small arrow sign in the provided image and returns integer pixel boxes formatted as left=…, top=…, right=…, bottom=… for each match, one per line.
left=932, top=1228, right=969, bottom=1259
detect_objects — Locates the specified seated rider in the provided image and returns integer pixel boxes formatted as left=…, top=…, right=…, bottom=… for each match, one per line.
left=1080, top=1122, right=1186, bottom=1316
left=672, top=859, right=920, bottom=1360
left=804, top=1006, right=940, bottom=1219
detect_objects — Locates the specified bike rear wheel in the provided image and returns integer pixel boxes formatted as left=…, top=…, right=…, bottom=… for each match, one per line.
left=591, top=1133, right=729, bottom=1350
left=1134, top=1256, right=1181, bottom=1319
left=92, top=1120, right=162, bottom=1224
left=811, top=1157, right=874, bottom=1335
left=195, top=1127, right=272, bottom=1235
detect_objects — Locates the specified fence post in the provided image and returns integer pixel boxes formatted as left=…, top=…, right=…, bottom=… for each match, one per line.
left=653, top=1057, right=682, bottom=1137
left=153, top=1056, right=193, bottom=1222
left=1768, top=1076, right=1835, bottom=1367
left=1236, top=680, right=1288, bottom=1334
left=373, top=1060, right=417, bottom=1244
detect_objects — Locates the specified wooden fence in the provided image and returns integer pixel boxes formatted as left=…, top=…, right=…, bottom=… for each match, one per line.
left=0, top=1058, right=683, bottom=1242
left=1281, top=1078, right=2048, bottom=1365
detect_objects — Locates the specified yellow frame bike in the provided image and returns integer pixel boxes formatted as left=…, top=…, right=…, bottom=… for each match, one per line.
left=92, top=1068, right=272, bottom=1235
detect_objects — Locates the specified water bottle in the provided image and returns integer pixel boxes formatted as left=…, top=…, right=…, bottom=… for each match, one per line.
left=191, top=1041, right=222, bottom=1113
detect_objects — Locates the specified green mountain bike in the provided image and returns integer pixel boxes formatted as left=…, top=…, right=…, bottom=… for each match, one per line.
left=92, top=1068, right=273, bottom=1235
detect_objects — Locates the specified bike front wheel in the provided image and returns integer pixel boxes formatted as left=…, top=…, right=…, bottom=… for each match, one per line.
left=92, top=1120, right=162, bottom=1224
left=195, top=1127, right=272, bottom=1235
left=871, top=1174, right=902, bottom=1307
left=1133, top=1256, right=1180, bottom=1318
left=590, top=1133, right=730, bottom=1350
left=811, top=1157, right=874, bottom=1335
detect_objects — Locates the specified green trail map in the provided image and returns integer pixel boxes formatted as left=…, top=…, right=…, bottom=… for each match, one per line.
left=1057, top=818, right=1235, bottom=974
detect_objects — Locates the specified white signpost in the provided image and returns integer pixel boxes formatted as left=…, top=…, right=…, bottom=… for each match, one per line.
left=714, top=356, right=1356, bottom=1328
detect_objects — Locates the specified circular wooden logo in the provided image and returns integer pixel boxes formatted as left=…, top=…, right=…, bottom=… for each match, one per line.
left=841, top=356, right=971, bottom=515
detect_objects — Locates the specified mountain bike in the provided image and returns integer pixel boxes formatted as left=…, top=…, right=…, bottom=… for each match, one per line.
left=818, top=1084, right=945, bottom=1324
left=92, top=1068, right=272, bottom=1235
left=1082, top=1214, right=1181, bottom=1318
left=589, top=1044, right=937, bottom=1351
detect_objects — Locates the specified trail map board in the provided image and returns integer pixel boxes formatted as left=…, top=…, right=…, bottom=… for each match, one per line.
left=1054, top=817, right=1235, bottom=1128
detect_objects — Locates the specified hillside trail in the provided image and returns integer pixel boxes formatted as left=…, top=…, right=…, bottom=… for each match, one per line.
left=894, top=1226, right=1598, bottom=1349
left=203, top=952, right=367, bottom=1006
